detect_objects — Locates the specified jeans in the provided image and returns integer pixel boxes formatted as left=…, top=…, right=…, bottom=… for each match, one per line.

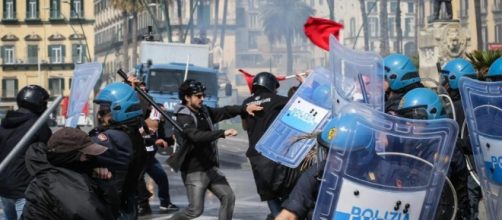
left=1, top=197, right=25, bottom=220
left=169, top=167, right=235, bottom=220
left=138, top=157, right=173, bottom=206
left=432, top=0, right=452, bottom=20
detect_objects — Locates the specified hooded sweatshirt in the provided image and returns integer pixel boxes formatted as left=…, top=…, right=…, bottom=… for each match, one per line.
left=21, top=143, right=113, bottom=220
left=0, top=109, right=52, bottom=199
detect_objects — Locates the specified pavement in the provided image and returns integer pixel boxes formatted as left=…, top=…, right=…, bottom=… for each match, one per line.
left=139, top=136, right=269, bottom=220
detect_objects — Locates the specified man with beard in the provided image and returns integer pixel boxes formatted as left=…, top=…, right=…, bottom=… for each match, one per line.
left=168, top=79, right=262, bottom=220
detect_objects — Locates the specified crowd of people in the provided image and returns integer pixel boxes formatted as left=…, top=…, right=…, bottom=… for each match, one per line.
left=0, top=52, right=501, bottom=220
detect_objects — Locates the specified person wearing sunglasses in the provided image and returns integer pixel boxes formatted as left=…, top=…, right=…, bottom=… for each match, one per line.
left=168, top=79, right=262, bottom=220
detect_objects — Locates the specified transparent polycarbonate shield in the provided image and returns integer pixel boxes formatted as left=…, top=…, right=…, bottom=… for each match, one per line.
left=65, top=62, right=103, bottom=128
left=459, top=77, right=502, bottom=219
left=314, top=103, right=458, bottom=220
left=329, top=35, right=384, bottom=115
left=256, top=68, right=332, bottom=168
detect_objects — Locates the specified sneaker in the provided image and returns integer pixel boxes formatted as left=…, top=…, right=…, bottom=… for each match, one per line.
left=160, top=203, right=179, bottom=212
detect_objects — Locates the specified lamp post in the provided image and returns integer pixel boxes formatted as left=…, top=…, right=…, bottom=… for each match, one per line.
left=62, top=0, right=92, bottom=62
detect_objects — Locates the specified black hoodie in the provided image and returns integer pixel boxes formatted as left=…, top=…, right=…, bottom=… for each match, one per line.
left=0, top=109, right=52, bottom=199
left=21, top=143, right=113, bottom=220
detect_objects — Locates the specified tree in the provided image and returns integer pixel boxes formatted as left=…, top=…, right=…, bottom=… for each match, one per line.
left=474, top=0, right=483, bottom=50
left=111, top=0, right=143, bottom=70
left=359, top=0, right=369, bottom=50
left=466, top=50, right=502, bottom=80
left=395, top=0, right=402, bottom=53
left=219, top=0, right=228, bottom=48
left=261, top=0, right=313, bottom=75
left=176, top=0, right=183, bottom=38
left=379, top=0, right=390, bottom=55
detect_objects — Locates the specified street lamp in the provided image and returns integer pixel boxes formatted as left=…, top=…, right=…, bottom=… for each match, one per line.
left=62, top=0, right=92, bottom=62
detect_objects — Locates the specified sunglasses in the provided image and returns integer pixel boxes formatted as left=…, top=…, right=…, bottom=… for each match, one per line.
left=193, top=93, right=205, bottom=99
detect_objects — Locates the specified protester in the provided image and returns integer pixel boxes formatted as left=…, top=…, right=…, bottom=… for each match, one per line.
left=241, top=72, right=303, bottom=218
left=21, top=127, right=113, bottom=220
left=0, top=85, right=51, bottom=220
left=167, top=79, right=262, bottom=220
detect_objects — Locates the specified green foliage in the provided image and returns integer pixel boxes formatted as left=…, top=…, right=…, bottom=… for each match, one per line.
left=466, top=50, right=502, bottom=80
left=260, top=0, right=314, bottom=44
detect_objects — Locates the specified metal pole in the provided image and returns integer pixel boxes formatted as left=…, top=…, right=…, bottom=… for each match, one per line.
left=0, top=96, right=64, bottom=173
left=117, top=69, right=182, bottom=132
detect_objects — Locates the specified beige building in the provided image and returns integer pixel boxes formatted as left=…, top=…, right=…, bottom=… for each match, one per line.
left=0, top=0, right=95, bottom=110
left=451, top=0, right=502, bottom=51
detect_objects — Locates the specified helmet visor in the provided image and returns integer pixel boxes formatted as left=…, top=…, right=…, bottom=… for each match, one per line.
left=396, top=107, right=429, bottom=120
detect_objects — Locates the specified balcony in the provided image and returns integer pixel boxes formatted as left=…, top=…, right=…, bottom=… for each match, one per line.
left=1, top=57, right=74, bottom=70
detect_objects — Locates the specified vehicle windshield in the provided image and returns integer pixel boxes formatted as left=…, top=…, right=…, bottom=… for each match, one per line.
left=147, top=69, right=218, bottom=97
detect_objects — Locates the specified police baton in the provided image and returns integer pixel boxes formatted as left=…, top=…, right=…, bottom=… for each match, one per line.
left=117, top=69, right=183, bottom=132
left=0, top=95, right=64, bottom=174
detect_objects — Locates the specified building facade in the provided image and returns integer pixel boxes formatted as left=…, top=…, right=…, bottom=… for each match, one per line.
left=0, top=0, right=95, bottom=110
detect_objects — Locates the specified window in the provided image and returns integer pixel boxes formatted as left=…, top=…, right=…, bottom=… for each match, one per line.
left=388, top=18, right=395, bottom=37
left=350, top=18, right=356, bottom=37
left=50, top=0, right=61, bottom=19
left=390, top=2, right=397, bottom=13
left=2, top=78, right=18, bottom=98
left=71, top=0, right=83, bottom=18
left=496, top=24, right=502, bottom=43
left=481, top=0, right=487, bottom=14
left=248, top=33, right=258, bottom=49
left=4, top=0, right=16, bottom=19
left=49, top=45, right=65, bottom=64
left=367, top=1, right=378, bottom=13
left=407, top=2, right=414, bottom=13
left=27, top=0, right=39, bottom=19
left=48, top=78, right=65, bottom=96
left=496, top=0, right=502, bottom=11
left=1, top=46, right=15, bottom=64
left=249, top=14, right=258, bottom=28
left=72, top=44, right=86, bottom=63
left=368, top=17, right=379, bottom=37
left=404, top=18, right=413, bottom=37
left=27, top=45, right=38, bottom=64
left=461, top=0, right=468, bottom=17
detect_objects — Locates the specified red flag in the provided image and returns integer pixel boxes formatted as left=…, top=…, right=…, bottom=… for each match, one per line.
left=239, top=69, right=255, bottom=91
left=239, top=69, right=288, bottom=92
left=304, top=16, right=344, bottom=51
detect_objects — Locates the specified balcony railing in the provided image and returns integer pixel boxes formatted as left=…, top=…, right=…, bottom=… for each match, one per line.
left=0, top=57, right=71, bottom=65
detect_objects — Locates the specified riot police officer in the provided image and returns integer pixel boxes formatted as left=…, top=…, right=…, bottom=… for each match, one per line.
left=90, top=82, right=147, bottom=219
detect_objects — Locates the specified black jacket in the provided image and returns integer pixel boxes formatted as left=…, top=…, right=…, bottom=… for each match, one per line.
left=168, top=104, right=244, bottom=172
left=0, top=109, right=52, bottom=199
left=21, top=143, right=113, bottom=220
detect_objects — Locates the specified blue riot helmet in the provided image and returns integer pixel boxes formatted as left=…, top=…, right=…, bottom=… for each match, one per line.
left=94, top=82, right=143, bottom=123
left=396, top=88, right=445, bottom=120
left=311, top=84, right=330, bottom=105
left=384, top=54, right=420, bottom=91
left=441, top=58, right=477, bottom=89
left=487, top=57, right=502, bottom=81
left=317, top=115, right=373, bottom=151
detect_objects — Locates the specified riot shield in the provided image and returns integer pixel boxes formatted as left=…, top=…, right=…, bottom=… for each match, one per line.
left=459, top=77, right=502, bottom=219
left=256, top=36, right=384, bottom=168
left=329, top=35, right=384, bottom=114
left=314, top=103, right=458, bottom=220
left=256, top=68, right=332, bottom=168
